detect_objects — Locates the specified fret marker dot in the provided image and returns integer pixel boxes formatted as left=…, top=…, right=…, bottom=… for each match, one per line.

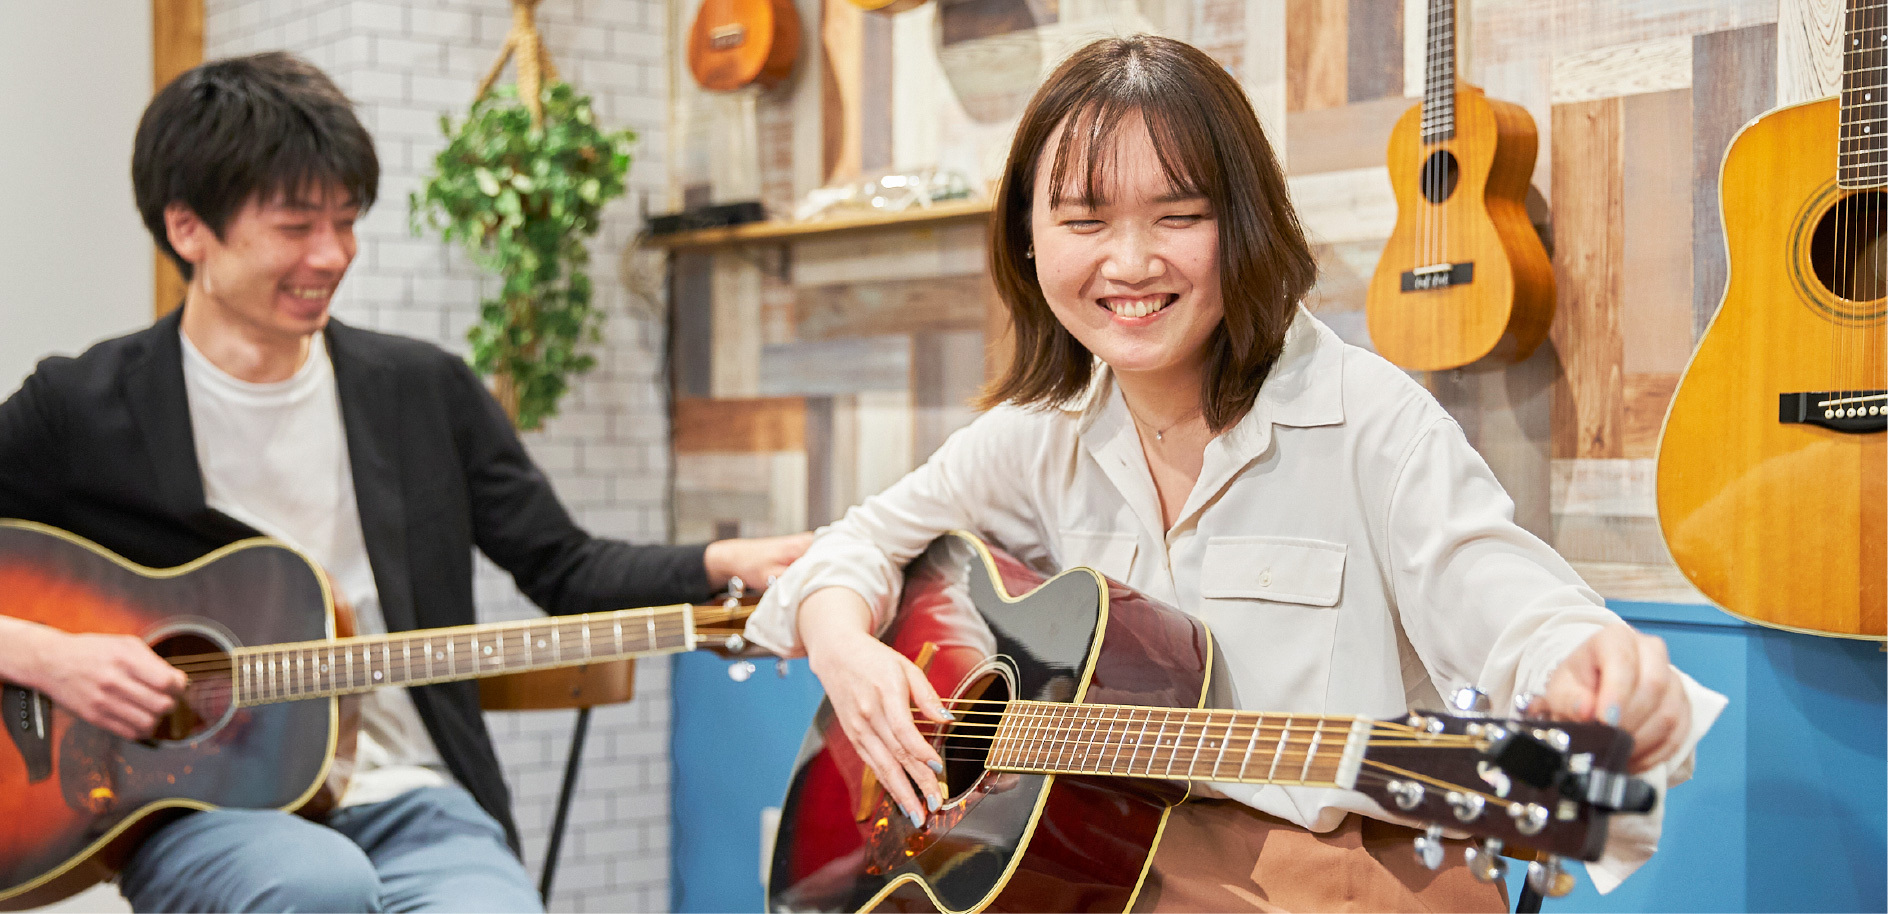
left=373, top=671, right=383, bottom=680
left=537, top=639, right=547, bottom=648
left=435, top=652, right=445, bottom=660
left=483, top=646, right=494, bottom=655
left=320, top=664, right=328, bottom=673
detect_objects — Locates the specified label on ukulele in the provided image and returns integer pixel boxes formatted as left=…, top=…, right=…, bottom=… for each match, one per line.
left=709, top=23, right=747, bottom=50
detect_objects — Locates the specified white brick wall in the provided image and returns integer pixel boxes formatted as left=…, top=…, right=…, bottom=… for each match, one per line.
left=204, top=2, right=675, bottom=910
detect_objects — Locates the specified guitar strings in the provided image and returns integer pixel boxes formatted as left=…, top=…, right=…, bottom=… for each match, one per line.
left=153, top=609, right=735, bottom=673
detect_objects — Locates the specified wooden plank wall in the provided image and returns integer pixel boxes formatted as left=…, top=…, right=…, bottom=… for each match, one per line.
left=664, top=0, right=1841, bottom=606
left=151, top=0, right=203, bottom=317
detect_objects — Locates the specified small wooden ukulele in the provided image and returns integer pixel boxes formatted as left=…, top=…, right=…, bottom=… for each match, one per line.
left=687, top=0, right=803, bottom=92
left=1366, top=0, right=1554, bottom=371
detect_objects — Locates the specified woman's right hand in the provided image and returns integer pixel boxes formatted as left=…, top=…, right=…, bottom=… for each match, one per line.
left=798, top=587, right=953, bottom=827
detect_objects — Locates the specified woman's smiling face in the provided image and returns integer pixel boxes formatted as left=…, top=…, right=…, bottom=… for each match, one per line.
left=1029, top=112, right=1224, bottom=391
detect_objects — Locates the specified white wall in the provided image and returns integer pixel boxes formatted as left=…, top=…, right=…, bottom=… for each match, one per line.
left=0, top=1, right=155, bottom=395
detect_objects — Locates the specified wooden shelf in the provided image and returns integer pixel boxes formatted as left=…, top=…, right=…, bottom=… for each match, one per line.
left=640, top=198, right=992, bottom=250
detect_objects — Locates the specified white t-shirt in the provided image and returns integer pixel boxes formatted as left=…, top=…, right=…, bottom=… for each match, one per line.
left=181, top=329, right=449, bottom=807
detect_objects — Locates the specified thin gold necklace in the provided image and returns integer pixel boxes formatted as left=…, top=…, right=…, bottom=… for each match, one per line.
left=1132, top=407, right=1202, bottom=442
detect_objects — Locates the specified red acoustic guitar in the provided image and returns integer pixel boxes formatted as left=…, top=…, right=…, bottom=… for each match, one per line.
left=765, top=532, right=1656, bottom=912
left=1365, top=0, right=1554, bottom=371
left=0, top=520, right=750, bottom=910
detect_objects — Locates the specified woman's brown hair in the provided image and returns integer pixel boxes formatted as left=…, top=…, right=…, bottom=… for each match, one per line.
left=977, top=35, right=1317, bottom=431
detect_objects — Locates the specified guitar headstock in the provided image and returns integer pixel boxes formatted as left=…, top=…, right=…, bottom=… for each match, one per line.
left=1353, top=702, right=1657, bottom=895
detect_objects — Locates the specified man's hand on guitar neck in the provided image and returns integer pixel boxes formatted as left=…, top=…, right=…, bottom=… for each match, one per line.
left=704, top=531, right=815, bottom=595
left=0, top=616, right=186, bottom=741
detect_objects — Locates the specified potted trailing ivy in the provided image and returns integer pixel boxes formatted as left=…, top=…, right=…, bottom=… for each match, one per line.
left=410, top=0, right=635, bottom=430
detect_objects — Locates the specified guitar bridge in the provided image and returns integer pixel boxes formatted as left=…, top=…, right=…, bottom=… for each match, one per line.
left=1778, top=391, right=1886, bottom=433
left=3, top=684, right=54, bottom=784
left=1401, top=261, right=1475, bottom=292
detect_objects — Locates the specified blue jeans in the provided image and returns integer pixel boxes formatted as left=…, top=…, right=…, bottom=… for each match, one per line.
left=117, top=785, right=542, bottom=913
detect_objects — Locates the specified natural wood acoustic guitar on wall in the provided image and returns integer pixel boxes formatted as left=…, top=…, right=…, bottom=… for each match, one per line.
left=688, top=0, right=803, bottom=92
left=0, top=520, right=754, bottom=909
left=1655, top=0, right=1886, bottom=640
left=766, top=533, right=1657, bottom=912
left=1366, top=0, right=1555, bottom=372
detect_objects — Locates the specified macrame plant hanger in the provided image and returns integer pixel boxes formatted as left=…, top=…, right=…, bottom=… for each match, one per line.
left=471, top=0, right=561, bottom=421
left=477, top=0, right=560, bottom=127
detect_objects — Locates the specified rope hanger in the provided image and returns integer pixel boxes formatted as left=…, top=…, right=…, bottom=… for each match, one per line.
left=475, top=0, right=563, bottom=126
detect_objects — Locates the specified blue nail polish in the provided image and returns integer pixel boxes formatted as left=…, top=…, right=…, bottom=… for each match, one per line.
left=941, top=709, right=956, bottom=722
left=907, top=806, right=925, bottom=828
left=926, top=793, right=940, bottom=812
left=927, top=759, right=945, bottom=775
left=1602, top=705, right=1622, bottom=726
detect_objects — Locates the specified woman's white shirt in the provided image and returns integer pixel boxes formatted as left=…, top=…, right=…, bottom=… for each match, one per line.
left=745, top=305, right=1725, bottom=892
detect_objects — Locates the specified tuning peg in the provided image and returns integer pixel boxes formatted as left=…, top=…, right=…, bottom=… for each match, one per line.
left=1464, top=839, right=1508, bottom=883
left=1526, top=855, right=1577, bottom=898
left=722, top=633, right=748, bottom=653
left=1413, top=823, right=1445, bottom=871
left=728, top=660, right=756, bottom=682
left=775, top=658, right=791, bottom=678
left=1513, top=691, right=1539, bottom=717
left=1450, top=685, right=1491, bottom=713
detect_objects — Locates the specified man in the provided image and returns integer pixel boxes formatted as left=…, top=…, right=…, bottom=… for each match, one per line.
left=0, top=51, right=807, bottom=912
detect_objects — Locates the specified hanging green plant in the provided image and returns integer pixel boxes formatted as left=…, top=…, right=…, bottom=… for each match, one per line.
left=409, top=80, right=635, bottom=430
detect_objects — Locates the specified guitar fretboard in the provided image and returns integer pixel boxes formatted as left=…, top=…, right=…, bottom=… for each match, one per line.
left=988, top=701, right=1371, bottom=789
left=229, top=605, right=696, bottom=706
left=1421, top=0, right=1457, bottom=144
left=1841, top=0, right=1888, bottom=187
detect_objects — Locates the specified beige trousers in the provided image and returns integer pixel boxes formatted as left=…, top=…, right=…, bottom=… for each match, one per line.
left=1132, top=800, right=1508, bottom=913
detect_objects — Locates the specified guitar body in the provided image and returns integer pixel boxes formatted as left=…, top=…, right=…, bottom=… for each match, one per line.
left=1656, top=96, right=1887, bottom=639
left=0, top=521, right=336, bottom=909
left=1367, top=86, right=1555, bottom=371
left=688, top=0, right=803, bottom=92
left=768, top=533, right=1210, bottom=913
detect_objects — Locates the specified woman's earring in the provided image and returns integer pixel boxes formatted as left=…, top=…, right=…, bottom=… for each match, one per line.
left=1025, top=244, right=1035, bottom=259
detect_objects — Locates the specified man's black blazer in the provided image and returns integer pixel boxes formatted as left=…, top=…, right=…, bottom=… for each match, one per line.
left=0, top=309, right=712, bottom=850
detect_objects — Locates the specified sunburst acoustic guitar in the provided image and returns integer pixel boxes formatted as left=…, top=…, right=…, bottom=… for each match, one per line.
left=0, top=519, right=753, bottom=909
left=766, top=533, right=1658, bottom=913
left=1366, top=0, right=1555, bottom=371
left=1656, top=0, right=1887, bottom=640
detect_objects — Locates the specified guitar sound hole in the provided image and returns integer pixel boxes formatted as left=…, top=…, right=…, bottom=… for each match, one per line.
left=1809, top=189, right=1888, bottom=302
left=939, top=671, right=1011, bottom=804
left=150, top=632, right=234, bottom=744
left=1419, top=150, right=1460, bottom=205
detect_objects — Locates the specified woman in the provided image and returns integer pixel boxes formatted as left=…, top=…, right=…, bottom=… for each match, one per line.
left=745, top=35, right=1722, bottom=911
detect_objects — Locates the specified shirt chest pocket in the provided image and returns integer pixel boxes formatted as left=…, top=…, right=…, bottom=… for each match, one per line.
left=1201, top=536, right=1347, bottom=607
left=1058, top=529, right=1138, bottom=582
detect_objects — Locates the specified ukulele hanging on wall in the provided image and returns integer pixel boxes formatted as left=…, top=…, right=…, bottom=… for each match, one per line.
left=687, top=0, right=803, bottom=92
left=1365, top=0, right=1554, bottom=372
left=1655, top=0, right=1886, bottom=640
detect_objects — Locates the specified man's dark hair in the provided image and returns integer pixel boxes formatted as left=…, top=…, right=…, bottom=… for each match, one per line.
left=133, top=51, right=378, bottom=281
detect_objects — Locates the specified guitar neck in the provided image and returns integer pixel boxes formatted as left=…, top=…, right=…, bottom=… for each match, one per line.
left=229, top=605, right=699, bottom=706
left=988, top=701, right=1373, bottom=789
left=1421, top=0, right=1457, bottom=144
left=1841, top=0, right=1888, bottom=187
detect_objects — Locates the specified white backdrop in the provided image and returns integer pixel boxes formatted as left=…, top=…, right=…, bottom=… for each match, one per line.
left=0, top=1, right=155, bottom=396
